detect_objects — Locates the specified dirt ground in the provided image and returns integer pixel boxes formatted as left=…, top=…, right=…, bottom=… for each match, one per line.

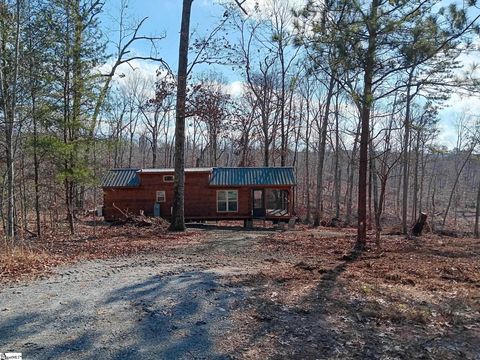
left=0, top=222, right=479, bottom=359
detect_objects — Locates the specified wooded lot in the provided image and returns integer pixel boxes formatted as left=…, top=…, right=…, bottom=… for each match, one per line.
left=0, top=0, right=479, bottom=245
left=0, top=0, right=480, bottom=358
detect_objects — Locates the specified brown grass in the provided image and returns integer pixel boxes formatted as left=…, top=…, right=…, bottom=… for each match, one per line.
left=0, top=245, right=63, bottom=280
left=0, top=217, right=203, bottom=282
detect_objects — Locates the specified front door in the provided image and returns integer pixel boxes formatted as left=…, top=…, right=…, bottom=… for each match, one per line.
left=252, top=189, right=265, bottom=218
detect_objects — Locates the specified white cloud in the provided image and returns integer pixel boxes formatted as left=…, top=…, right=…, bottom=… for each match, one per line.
left=227, top=0, right=308, bottom=20
left=444, top=94, right=480, bottom=116
left=96, top=58, right=172, bottom=101
left=434, top=37, right=480, bottom=149
left=227, top=80, right=244, bottom=97
left=105, top=59, right=160, bottom=83
left=437, top=118, right=458, bottom=149
left=438, top=93, right=480, bottom=148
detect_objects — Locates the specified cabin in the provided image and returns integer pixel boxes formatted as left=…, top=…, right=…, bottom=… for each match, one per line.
left=101, top=167, right=296, bottom=224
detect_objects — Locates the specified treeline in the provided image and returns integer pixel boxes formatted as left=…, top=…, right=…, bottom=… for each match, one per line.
left=1, top=0, right=479, bottom=244
left=0, top=0, right=165, bottom=239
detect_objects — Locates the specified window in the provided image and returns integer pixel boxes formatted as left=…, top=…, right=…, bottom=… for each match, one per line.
left=217, top=190, right=238, bottom=212
left=156, top=190, right=166, bottom=203
left=163, top=175, right=174, bottom=182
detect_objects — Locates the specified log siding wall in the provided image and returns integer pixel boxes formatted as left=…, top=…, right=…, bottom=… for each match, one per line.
left=103, top=171, right=293, bottom=221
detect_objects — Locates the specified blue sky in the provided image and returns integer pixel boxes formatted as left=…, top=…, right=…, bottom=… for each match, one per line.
left=100, top=0, right=480, bottom=148
left=102, top=0, right=229, bottom=72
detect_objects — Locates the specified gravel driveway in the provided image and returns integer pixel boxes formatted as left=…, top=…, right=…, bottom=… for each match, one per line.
left=0, top=229, right=272, bottom=359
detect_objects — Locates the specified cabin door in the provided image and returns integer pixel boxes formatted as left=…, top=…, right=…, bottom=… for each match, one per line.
left=252, top=189, right=266, bottom=218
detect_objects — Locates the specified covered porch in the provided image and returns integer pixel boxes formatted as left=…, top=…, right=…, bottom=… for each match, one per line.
left=252, top=188, right=293, bottom=219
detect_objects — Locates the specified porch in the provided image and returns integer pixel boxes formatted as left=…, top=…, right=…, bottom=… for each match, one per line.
left=252, top=188, right=292, bottom=219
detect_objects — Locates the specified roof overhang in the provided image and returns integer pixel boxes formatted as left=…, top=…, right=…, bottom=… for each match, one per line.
left=102, top=167, right=297, bottom=188
left=209, top=167, right=296, bottom=187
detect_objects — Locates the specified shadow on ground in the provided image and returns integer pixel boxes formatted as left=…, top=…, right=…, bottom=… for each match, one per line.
left=0, top=270, right=241, bottom=359
left=224, top=235, right=480, bottom=359
left=226, top=245, right=364, bottom=358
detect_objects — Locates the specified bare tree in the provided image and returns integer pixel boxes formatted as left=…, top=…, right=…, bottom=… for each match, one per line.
left=141, top=72, right=175, bottom=168
left=0, top=0, right=22, bottom=240
left=442, top=115, right=478, bottom=227
left=189, top=73, right=231, bottom=166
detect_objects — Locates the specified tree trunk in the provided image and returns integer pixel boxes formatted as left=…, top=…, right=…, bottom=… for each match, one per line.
left=313, top=74, right=335, bottom=226
left=170, top=0, right=193, bottom=231
left=396, top=165, right=402, bottom=216
left=0, top=0, right=21, bottom=241
left=402, top=69, right=414, bottom=234
left=65, top=178, right=75, bottom=235
left=412, top=212, right=427, bottom=236
left=418, top=139, right=426, bottom=215
left=279, top=40, right=286, bottom=167
left=32, top=93, right=41, bottom=237
left=368, top=160, right=373, bottom=230
left=6, top=128, right=15, bottom=240
left=263, top=120, right=269, bottom=167
left=370, top=142, right=380, bottom=246
left=291, top=99, right=302, bottom=169
left=20, top=152, right=28, bottom=233
left=375, top=175, right=388, bottom=247
left=152, top=130, right=158, bottom=168
left=474, top=180, right=480, bottom=238
left=357, top=0, right=378, bottom=247
left=412, top=130, right=420, bottom=223
left=431, top=178, right=437, bottom=232
left=346, top=119, right=361, bottom=225
left=72, top=0, right=84, bottom=214
left=334, top=89, right=341, bottom=219
left=305, top=110, right=311, bottom=223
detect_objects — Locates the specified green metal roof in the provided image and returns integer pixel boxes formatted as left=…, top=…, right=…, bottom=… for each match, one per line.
left=209, top=167, right=295, bottom=186
left=102, top=169, right=140, bottom=188
left=102, top=167, right=296, bottom=188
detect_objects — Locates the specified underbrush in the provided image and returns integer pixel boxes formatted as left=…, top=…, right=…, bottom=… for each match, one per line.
left=0, top=217, right=202, bottom=282
left=0, top=244, right=63, bottom=280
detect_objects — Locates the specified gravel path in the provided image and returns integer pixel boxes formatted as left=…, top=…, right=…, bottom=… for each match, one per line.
left=0, top=229, right=271, bottom=359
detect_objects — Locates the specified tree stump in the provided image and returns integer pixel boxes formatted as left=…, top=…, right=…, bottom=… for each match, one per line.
left=412, top=212, right=427, bottom=236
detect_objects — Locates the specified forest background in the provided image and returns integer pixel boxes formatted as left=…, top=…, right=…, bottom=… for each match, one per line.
left=1, top=0, right=480, bottom=244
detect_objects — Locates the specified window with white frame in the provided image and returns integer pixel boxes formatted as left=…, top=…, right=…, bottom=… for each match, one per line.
left=156, top=190, right=166, bottom=203
left=217, top=190, right=238, bottom=212
left=163, top=175, right=174, bottom=182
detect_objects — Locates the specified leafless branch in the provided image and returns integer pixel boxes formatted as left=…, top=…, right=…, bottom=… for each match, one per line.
left=234, top=0, right=248, bottom=15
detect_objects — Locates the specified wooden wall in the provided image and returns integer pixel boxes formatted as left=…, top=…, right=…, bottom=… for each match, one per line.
left=103, top=171, right=281, bottom=221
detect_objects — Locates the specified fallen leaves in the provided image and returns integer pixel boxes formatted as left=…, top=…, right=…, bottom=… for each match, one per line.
left=0, top=216, right=202, bottom=282
left=221, top=227, right=480, bottom=359
left=1, top=220, right=479, bottom=358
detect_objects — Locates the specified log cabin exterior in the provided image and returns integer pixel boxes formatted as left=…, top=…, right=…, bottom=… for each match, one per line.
left=101, top=167, right=296, bottom=222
